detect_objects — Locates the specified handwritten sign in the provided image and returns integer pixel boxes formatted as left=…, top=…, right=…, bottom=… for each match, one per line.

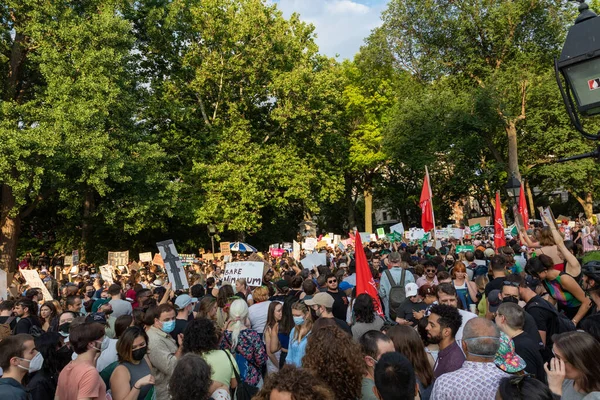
left=390, top=223, right=405, bottom=234
left=108, top=251, right=129, bottom=267
left=64, top=255, right=73, bottom=266
left=20, top=270, right=53, bottom=301
left=222, top=262, right=263, bottom=286
left=179, top=254, right=196, bottom=264
left=300, top=252, right=327, bottom=269
left=220, top=242, right=231, bottom=256
left=99, top=264, right=115, bottom=284
left=152, top=253, right=164, bottom=268
left=139, top=252, right=152, bottom=263
left=72, top=250, right=79, bottom=266
left=303, top=237, right=317, bottom=251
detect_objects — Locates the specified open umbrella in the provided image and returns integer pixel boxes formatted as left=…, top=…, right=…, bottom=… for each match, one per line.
left=229, top=242, right=257, bottom=253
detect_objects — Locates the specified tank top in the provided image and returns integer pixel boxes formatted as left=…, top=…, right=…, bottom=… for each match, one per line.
left=122, top=359, right=153, bottom=400
left=453, top=280, right=472, bottom=310
left=543, top=272, right=581, bottom=308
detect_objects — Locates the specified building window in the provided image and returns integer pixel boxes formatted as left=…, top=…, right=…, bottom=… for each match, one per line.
left=382, top=212, right=387, bottom=221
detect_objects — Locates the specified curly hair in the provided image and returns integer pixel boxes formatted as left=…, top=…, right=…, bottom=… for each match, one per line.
left=182, top=318, right=219, bottom=354
left=353, top=293, right=375, bottom=323
left=253, top=365, right=335, bottom=400
left=302, top=326, right=364, bottom=400
left=168, top=353, right=211, bottom=400
left=429, top=304, right=462, bottom=338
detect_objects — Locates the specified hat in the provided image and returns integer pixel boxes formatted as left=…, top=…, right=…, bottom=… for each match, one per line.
left=524, top=275, right=540, bottom=291
left=152, top=279, right=163, bottom=287
left=488, top=289, right=502, bottom=313
left=405, top=282, right=419, bottom=297
left=304, top=292, right=335, bottom=308
left=484, top=248, right=495, bottom=258
left=40, top=269, right=48, bottom=275
left=86, top=312, right=107, bottom=324
left=175, top=294, right=198, bottom=310
left=275, top=280, right=289, bottom=291
left=495, top=332, right=526, bottom=373
left=388, top=251, right=402, bottom=263
left=91, top=298, right=110, bottom=313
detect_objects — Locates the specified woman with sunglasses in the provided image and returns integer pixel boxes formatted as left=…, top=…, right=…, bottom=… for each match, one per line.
left=545, top=331, right=600, bottom=399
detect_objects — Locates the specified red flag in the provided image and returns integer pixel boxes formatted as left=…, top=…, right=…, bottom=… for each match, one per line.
left=420, top=169, right=435, bottom=232
left=494, top=192, right=506, bottom=249
left=518, top=185, right=529, bottom=227
left=355, top=233, right=383, bottom=317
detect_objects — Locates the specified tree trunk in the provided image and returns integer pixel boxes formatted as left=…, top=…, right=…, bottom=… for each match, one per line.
left=571, top=190, right=594, bottom=219
left=364, top=189, right=373, bottom=233
left=344, top=175, right=356, bottom=230
left=525, top=179, right=535, bottom=222
left=0, top=184, right=21, bottom=273
left=80, top=189, right=95, bottom=263
left=505, top=122, right=521, bottom=181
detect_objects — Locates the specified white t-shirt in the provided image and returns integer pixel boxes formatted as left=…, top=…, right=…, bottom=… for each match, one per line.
left=248, top=301, right=271, bottom=334
left=96, top=338, right=118, bottom=372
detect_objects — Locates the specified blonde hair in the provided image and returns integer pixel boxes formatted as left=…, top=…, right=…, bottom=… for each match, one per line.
left=475, top=274, right=489, bottom=291
left=252, top=286, right=270, bottom=303
left=291, top=301, right=312, bottom=342
left=227, top=299, right=249, bottom=350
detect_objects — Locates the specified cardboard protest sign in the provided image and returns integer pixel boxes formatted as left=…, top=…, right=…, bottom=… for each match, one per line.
left=220, top=242, right=231, bottom=256
left=139, top=252, right=152, bottom=263
left=456, top=245, right=475, bottom=253
left=0, top=269, right=7, bottom=300
left=129, top=261, right=139, bottom=272
left=156, top=239, right=189, bottom=290
left=435, top=229, right=449, bottom=239
left=470, top=223, right=482, bottom=234
left=99, top=264, right=115, bottom=284
left=468, top=216, right=490, bottom=227
left=20, top=269, right=53, bottom=301
left=108, top=251, right=129, bottom=267
left=333, top=235, right=341, bottom=245
left=223, top=262, right=263, bottom=286
left=72, top=250, right=79, bottom=266
left=202, top=253, right=214, bottom=261
left=293, top=241, right=301, bottom=261
left=390, top=223, right=404, bottom=234
left=179, top=254, right=196, bottom=265
left=64, top=255, right=73, bottom=266
left=152, top=253, right=165, bottom=268
left=303, top=237, right=317, bottom=251
left=300, top=252, right=327, bottom=269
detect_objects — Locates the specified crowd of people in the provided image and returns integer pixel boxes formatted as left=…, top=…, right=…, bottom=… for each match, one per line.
left=1, top=216, right=600, bottom=399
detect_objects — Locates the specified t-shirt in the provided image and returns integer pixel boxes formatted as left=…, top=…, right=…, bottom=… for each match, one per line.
left=395, top=299, right=428, bottom=326
left=512, top=332, right=546, bottom=382
left=361, top=377, right=378, bottom=400
left=13, top=316, right=41, bottom=335
left=485, top=277, right=505, bottom=297
left=0, top=377, right=28, bottom=400
left=327, top=290, right=349, bottom=322
left=522, top=311, right=544, bottom=350
left=202, top=350, right=238, bottom=387
left=109, top=298, right=132, bottom=319
left=524, top=296, right=557, bottom=349
left=170, top=318, right=189, bottom=341
left=56, top=360, right=107, bottom=400
left=248, top=301, right=271, bottom=334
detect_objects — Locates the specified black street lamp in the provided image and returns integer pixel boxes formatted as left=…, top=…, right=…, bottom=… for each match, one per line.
left=555, top=1, right=600, bottom=162
left=207, top=224, right=216, bottom=255
left=505, top=173, right=521, bottom=202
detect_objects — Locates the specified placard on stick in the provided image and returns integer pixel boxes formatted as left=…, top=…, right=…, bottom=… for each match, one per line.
left=222, top=262, right=263, bottom=286
left=20, top=270, right=53, bottom=301
left=108, top=251, right=129, bottom=267
left=220, top=242, right=231, bottom=256
left=139, top=252, right=152, bottom=263
left=156, top=239, right=189, bottom=290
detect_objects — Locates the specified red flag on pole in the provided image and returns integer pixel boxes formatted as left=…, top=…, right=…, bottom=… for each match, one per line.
left=494, top=191, right=506, bottom=249
left=420, top=168, right=435, bottom=232
left=518, top=185, right=529, bottom=227
left=354, top=232, right=384, bottom=317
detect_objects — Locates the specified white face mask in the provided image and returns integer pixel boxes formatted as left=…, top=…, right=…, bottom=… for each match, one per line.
left=17, top=352, right=44, bottom=373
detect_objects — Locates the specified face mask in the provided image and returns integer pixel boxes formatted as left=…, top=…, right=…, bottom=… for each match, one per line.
left=446, top=260, right=454, bottom=266
left=161, top=320, right=176, bottom=333
left=86, top=291, right=95, bottom=298
left=310, top=309, right=319, bottom=321
left=132, top=346, right=147, bottom=361
left=59, top=322, right=71, bottom=335
left=17, top=352, right=44, bottom=373
left=502, top=296, right=519, bottom=304
left=293, top=316, right=305, bottom=326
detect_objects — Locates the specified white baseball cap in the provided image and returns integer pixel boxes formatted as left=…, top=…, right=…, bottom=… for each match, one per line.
left=405, top=282, right=419, bottom=297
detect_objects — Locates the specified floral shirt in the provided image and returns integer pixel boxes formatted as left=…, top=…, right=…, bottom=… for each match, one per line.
left=220, top=329, right=267, bottom=386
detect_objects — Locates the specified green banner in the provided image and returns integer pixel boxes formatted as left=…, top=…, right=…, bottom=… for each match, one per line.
left=470, top=223, right=482, bottom=234
left=377, top=227, right=385, bottom=237
left=456, top=245, right=475, bottom=253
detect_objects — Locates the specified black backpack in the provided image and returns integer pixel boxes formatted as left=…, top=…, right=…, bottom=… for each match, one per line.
left=384, top=269, right=407, bottom=320
left=526, top=300, right=576, bottom=334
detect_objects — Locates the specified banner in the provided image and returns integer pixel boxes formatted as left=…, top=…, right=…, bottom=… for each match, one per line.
left=20, top=270, right=53, bottom=301
left=494, top=192, right=506, bottom=249
left=469, top=223, right=482, bottom=234
left=420, top=167, right=435, bottom=232
left=354, top=228, right=383, bottom=317
left=456, top=245, right=475, bottom=253
left=220, top=242, right=231, bottom=256
left=518, top=185, right=529, bottom=227
left=139, top=252, right=152, bottom=263
left=99, top=264, right=115, bottom=284
left=222, top=262, right=263, bottom=286
left=156, top=240, right=189, bottom=290
left=300, top=252, right=327, bottom=269
left=108, top=251, right=129, bottom=267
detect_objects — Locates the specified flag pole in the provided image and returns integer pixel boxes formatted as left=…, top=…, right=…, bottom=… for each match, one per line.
left=426, top=166, right=436, bottom=240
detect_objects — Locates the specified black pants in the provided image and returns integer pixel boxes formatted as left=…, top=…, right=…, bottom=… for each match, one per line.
left=279, top=350, right=288, bottom=369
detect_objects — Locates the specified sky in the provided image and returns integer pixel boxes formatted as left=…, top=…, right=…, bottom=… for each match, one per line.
left=271, top=0, right=390, bottom=61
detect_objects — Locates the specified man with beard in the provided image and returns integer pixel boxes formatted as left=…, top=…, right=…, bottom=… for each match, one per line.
left=426, top=304, right=464, bottom=378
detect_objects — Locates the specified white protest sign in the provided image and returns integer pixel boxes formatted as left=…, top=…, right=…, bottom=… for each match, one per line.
left=0, top=269, right=7, bottom=300
left=435, top=229, right=449, bottom=239
left=410, top=228, right=425, bottom=240
left=139, top=252, right=152, bottom=263
left=333, top=235, right=341, bottom=245
left=99, top=264, right=115, bottom=284
left=451, top=228, right=465, bottom=239
left=390, top=223, right=405, bottom=234
left=108, top=251, right=129, bottom=267
left=303, top=237, right=317, bottom=251
left=223, top=262, right=263, bottom=286
left=20, top=270, right=53, bottom=301
left=157, top=239, right=189, bottom=290
left=359, top=232, right=372, bottom=243
left=293, top=240, right=301, bottom=261
left=300, top=252, right=327, bottom=269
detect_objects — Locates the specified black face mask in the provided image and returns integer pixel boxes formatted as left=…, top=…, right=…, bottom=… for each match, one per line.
left=502, top=296, right=519, bottom=304
left=446, top=260, right=454, bottom=267
left=86, top=291, right=95, bottom=298
left=132, top=346, right=147, bottom=361
left=59, top=322, right=71, bottom=334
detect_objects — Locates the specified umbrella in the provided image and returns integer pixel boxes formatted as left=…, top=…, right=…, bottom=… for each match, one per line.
left=229, top=242, right=257, bottom=253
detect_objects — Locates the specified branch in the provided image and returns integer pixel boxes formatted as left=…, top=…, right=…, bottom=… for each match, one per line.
left=196, top=95, right=212, bottom=128
left=516, top=80, right=528, bottom=122
left=568, top=188, right=586, bottom=208
left=19, top=189, right=55, bottom=219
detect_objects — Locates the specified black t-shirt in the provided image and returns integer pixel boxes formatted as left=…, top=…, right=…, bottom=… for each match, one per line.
left=0, top=316, right=17, bottom=332
left=327, top=290, right=349, bottom=321
left=485, top=277, right=505, bottom=297
left=333, top=318, right=352, bottom=335
left=170, top=318, right=189, bottom=341
left=523, top=311, right=544, bottom=350
left=395, top=299, right=428, bottom=325
left=525, top=296, right=557, bottom=359
left=14, top=316, right=41, bottom=335
left=512, top=332, right=546, bottom=382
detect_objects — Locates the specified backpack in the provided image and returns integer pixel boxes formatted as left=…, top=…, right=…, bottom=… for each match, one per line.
left=526, top=300, right=576, bottom=334
left=384, top=269, right=407, bottom=320
left=0, top=316, right=15, bottom=340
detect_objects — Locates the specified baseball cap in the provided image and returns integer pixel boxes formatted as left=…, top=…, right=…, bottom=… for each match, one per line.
left=388, top=251, right=402, bottom=263
left=304, top=292, right=334, bottom=308
left=86, top=312, right=107, bottom=324
left=488, top=289, right=502, bottom=313
left=484, top=248, right=496, bottom=258
left=175, top=294, right=198, bottom=310
left=494, top=332, right=526, bottom=373
left=405, top=282, right=419, bottom=297
left=92, top=298, right=110, bottom=313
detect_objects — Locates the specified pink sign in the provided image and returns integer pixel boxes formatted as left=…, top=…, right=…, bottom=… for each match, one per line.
left=270, top=248, right=286, bottom=257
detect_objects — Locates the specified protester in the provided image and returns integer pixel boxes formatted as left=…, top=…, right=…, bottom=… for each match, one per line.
left=374, top=352, right=419, bottom=400
left=13, top=298, right=42, bottom=335
left=306, top=292, right=352, bottom=334
left=452, top=262, right=478, bottom=310
left=263, top=301, right=282, bottom=374
left=215, top=284, right=234, bottom=329
left=394, top=283, right=428, bottom=327
left=359, top=330, right=395, bottom=400
left=496, top=375, right=554, bottom=400
left=351, top=293, right=385, bottom=340
left=39, top=302, right=59, bottom=332
left=303, top=325, right=364, bottom=400
left=171, top=294, right=197, bottom=340
left=110, top=326, right=155, bottom=400
left=26, top=332, right=62, bottom=400
left=0, top=334, right=39, bottom=400
left=248, top=286, right=271, bottom=336
left=417, top=261, right=439, bottom=287
left=379, top=251, right=416, bottom=320
left=168, top=353, right=231, bottom=400
left=435, top=283, right=476, bottom=340
left=324, top=273, right=350, bottom=322
left=425, top=304, right=464, bottom=378
left=195, top=296, right=218, bottom=321
left=253, top=364, right=335, bottom=400
left=286, top=301, right=312, bottom=367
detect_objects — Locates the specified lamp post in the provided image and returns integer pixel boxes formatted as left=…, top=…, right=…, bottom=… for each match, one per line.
left=207, top=224, right=216, bottom=255
left=554, top=0, right=600, bottom=161
left=505, top=173, right=521, bottom=224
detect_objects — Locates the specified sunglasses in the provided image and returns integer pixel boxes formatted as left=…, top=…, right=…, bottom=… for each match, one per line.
left=503, top=281, right=520, bottom=287
left=327, top=279, right=337, bottom=284
left=426, top=269, right=436, bottom=273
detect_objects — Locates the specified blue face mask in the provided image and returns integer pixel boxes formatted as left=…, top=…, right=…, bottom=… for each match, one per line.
left=161, top=320, right=176, bottom=333
left=293, top=316, right=305, bottom=326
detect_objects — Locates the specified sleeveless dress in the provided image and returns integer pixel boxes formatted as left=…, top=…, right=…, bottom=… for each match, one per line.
left=453, top=280, right=472, bottom=310
left=121, top=359, right=154, bottom=400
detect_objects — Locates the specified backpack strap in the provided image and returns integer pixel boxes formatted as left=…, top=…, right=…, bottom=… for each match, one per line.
left=384, top=269, right=398, bottom=287
left=399, top=268, right=407, bottom=287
